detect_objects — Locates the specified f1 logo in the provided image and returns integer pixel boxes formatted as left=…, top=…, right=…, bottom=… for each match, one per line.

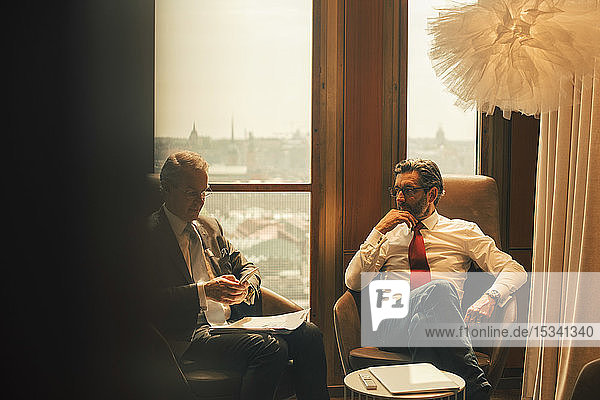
left=368, top=279, right=410, bottom=331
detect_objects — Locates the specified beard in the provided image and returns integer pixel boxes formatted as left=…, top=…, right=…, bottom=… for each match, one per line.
left=398, top=196, right=429, bottom=219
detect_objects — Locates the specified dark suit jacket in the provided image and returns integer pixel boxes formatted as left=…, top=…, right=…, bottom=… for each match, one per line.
left=146, top=206, right=262, bottom=357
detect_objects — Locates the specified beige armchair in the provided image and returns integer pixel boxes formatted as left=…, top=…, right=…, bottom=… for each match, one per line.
left=333, top=175, right=519, bottom=390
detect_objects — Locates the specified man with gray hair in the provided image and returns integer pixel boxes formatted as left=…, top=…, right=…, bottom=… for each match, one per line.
left=147, top=151, right=329, bottom=400
left=346, top=159, right=527, bottom=400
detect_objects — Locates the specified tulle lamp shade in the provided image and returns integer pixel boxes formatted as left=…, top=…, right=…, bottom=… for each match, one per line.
left=428, top=0, right=600, bottom=117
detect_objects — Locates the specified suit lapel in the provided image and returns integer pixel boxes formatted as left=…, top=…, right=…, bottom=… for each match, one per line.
left=158, top=207, right=193, bottom=283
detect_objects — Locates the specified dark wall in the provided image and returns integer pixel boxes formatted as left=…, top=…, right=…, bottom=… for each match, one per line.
left=11, top=1, right=155, bottom=398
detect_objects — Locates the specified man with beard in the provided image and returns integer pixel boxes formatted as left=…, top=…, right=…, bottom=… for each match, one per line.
left=345, top=159, right=526, bottom=400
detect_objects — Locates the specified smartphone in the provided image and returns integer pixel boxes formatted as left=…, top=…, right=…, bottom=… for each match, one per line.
left=239, top=266, right=259, bottom=283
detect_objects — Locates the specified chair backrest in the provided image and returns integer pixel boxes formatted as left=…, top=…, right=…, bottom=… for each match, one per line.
left=436, top=175, right=501, bottom=247
left=437, top=175, right=503, bottom=310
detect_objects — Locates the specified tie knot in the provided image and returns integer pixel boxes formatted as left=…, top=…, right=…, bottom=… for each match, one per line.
left=413, top=222, right=425, bottom=232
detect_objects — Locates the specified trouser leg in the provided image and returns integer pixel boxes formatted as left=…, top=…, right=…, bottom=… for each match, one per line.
left=186, top=329, right=289, bottom=400
left=377, top=280, right=491, bottom=400
left=281, top=321, right=330, bottom=400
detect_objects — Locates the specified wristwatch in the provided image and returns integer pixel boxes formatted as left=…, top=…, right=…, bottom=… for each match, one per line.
left=485, top=289, right=501, bottom=303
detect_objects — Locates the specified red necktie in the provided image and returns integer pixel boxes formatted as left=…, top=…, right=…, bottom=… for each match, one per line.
left=408, top=222, right=431, bottom=290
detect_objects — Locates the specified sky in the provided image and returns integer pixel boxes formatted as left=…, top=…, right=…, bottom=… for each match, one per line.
left=156, top=0, right=475, bottom=140
left=156, top=0, right=312, bottom=139
left=408, top=0, right=477, bottom=140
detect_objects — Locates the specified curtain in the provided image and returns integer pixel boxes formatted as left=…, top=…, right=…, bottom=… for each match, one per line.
left=522, top=59, right=600, bottom=400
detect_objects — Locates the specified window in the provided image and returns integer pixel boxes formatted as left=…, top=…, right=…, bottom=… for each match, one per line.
left=155, top=0, right=312, bottom=307
left=406, top=0, right=476, bottom=174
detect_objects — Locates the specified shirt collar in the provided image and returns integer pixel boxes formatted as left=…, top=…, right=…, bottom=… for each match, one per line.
left=163, top=204, right=188, bottom=237
left=420, top=210, right=439, bottom=230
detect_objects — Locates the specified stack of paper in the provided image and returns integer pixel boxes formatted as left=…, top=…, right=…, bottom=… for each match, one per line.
left=368, top=363, right=460, bottom=394
left=209, top=309, right=310, bottom=334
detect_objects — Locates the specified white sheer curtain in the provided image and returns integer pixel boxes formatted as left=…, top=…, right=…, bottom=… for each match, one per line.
left=522, top=59, right=600, bottom=400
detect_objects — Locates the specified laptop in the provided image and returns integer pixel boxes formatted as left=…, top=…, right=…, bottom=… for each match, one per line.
left=368, top=363, right=460, bottom=394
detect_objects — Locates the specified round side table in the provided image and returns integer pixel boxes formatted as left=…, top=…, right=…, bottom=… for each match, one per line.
left=344, top=368, right=465, bottom=400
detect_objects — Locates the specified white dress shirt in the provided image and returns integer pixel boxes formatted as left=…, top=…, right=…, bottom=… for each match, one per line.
left=345, top=210, right=527, bottom=306
left=163, top=205, right=230, bottom=324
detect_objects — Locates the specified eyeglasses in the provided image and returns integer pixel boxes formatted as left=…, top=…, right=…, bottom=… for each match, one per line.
left=177, top=185, right=213, bottom=200
left=388, top=185, right=428, bottom=198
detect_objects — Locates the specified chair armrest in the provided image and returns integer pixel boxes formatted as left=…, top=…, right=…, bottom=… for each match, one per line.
left=333, top=291, right=362, bottom=374
left=485, top=296, right=518, bottom=389
left=261, top=287, right=303, bottom=316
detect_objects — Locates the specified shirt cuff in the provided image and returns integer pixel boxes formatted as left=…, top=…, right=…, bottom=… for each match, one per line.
left=196, top=282, right=208, bottom=311
left=366, top=228, right=386, bottom=246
